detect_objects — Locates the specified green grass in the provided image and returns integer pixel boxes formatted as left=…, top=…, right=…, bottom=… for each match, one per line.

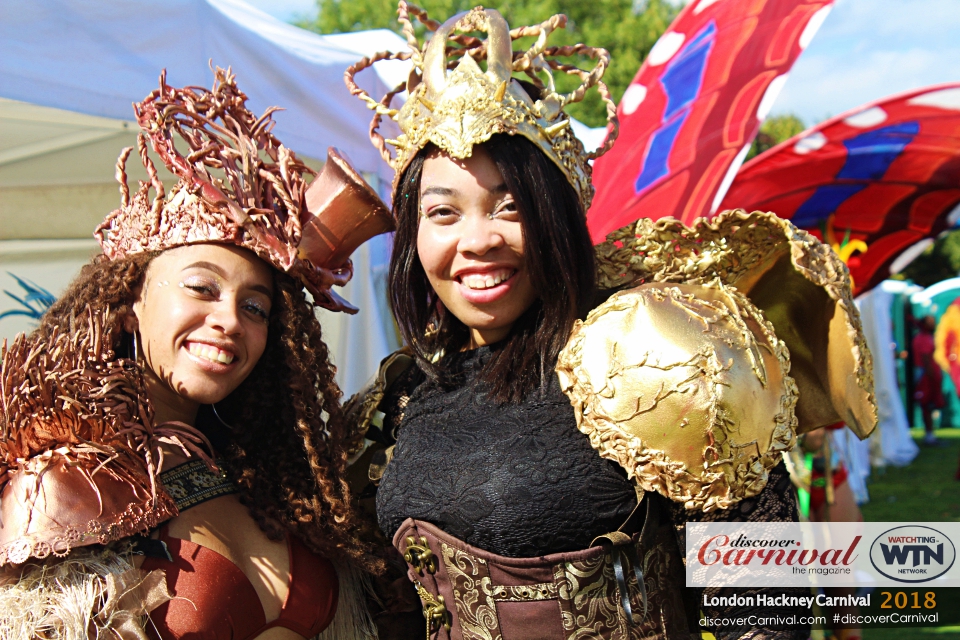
left=860, top=429, right=960, bottom=523
left=701, top=431, right=960, bottom=639
left=861, top=430, right=960, bottom=639
left=867, top=626, right=960, bottom=639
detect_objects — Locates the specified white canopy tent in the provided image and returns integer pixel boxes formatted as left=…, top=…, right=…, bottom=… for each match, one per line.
left=0, top=0, right=402, bottom=176
left=0, top=0, right=411, bottom=394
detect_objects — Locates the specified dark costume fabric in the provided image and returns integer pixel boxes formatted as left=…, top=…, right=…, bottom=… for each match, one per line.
left=374, top=348, right=811, bottom=639
left=377, top=346, right=637, bottom=557
left=667, top=464, right=815, bottom=639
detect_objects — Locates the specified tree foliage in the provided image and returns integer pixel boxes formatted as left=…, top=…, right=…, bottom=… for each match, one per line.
left=745, top=113, right=805, bottom=161
left=894, top=230, right=960, bottom=288
left=297, top=0, right=677, bottom=127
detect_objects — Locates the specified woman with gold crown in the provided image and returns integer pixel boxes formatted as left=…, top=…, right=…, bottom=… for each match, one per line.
left=0, top=68, right=393, bottom=639
left=344, top=3, right=877, bottom=639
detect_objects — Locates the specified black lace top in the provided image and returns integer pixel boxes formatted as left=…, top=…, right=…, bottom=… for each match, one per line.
left=376, top=346, right=638, bottom=558
left=376, top=346, right=811, bottom=638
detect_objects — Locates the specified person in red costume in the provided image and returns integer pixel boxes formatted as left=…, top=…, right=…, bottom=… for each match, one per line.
left=0, top=70, right=391, bottom=639
left=913, top=315, right=945, bottom=445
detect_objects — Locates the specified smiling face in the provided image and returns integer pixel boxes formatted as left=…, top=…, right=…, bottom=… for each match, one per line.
left=128, top=243, right=274, bottom=425
left=417, top=147, right=538, bottom=347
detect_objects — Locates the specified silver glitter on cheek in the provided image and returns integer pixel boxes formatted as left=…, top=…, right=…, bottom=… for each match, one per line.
left=157, top=281, right=170, bottom=287
left=179, top=282, right=185, bottom=288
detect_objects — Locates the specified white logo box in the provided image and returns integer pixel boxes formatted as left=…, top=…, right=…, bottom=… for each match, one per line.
left=686, top=522, right=959, bottom=588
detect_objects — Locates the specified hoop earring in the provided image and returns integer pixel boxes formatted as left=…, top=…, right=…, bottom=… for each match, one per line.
left=211, top=403, right=234, bottom=430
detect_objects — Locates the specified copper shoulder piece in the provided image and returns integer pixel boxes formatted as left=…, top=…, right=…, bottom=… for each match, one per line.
left=592, top=209, right=876, bottom=439
left=0, top=307, right=212, bottom=565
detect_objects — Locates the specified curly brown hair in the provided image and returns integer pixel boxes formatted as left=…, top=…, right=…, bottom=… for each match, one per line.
left=35, top=251, right=382, bottom=572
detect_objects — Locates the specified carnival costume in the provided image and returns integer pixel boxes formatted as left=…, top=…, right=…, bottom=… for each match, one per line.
left=345, top=3, right=877, bottom=639
left=0, top=69, right=392, bottom=639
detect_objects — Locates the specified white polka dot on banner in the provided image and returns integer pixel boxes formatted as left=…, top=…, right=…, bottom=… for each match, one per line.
left=889, top=238, right=935, bottom=275
left=793, top=132, right=827, bottom=155
left=756, top=74, right=790, bottom=122
left=948, top=201, right=960, bottom=227
left=621, top=85, right=648, bottom=115
left=908, top=87, right=960, bottom=111
left=799, top=5, right=832, bottom=50
left=844, top=106, right=887, bottom=128
left=710, top=143, right=752, bottom=214
left=695, top=0, right=724, bottom=15
left=647, top=32, right=686, bottom=67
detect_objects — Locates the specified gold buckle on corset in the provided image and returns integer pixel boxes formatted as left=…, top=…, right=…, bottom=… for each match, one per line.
left=414, top=580, right=451, bottom=637
left=404, top=535, right=438, bottom=575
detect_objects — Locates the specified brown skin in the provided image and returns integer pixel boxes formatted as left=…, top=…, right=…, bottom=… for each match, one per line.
left=34, top=246, right=382, bottom=638
left=417, top=147, right=538, bottom=347
left=123, top=245, right=296, bottom=636
left=125, top=244, right=273, bottom=426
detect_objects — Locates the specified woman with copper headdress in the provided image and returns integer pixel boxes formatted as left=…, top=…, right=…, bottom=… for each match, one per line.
left=345, top=3, right=877, bottom=639
left=0, top=68, right=392, bottom=639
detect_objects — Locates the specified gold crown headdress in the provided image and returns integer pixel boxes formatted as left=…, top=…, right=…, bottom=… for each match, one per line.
left=345, top=2, right=619, bottom=209
left=97, top=68, right=393, bottom=313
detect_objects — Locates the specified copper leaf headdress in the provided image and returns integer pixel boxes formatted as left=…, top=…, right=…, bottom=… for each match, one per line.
left=97, top=67, right=393, bottom=313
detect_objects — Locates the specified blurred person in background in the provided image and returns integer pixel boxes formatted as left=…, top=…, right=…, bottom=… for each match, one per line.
left=913, top=315, right=945, bottom=445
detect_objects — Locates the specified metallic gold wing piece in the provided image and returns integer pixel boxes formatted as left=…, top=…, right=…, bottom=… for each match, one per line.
left=593, top=209, right=876, bottom=439
left=557, top=281, right=797, bottom=512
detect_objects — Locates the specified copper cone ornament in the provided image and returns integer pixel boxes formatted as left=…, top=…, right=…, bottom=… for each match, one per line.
left=300, top=149, right=395, bottom=270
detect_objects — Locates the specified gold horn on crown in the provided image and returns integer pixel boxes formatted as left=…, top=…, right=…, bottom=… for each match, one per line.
left=344, top=1, right=619, bottom=209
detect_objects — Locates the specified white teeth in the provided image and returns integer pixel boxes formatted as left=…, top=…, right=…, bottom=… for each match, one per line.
left=461, top=270, right=513, bottom=290
left=188, top=342, right=235, bottom=365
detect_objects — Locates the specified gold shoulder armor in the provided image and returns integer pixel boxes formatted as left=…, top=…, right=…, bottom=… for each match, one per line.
left=558, top=210, right=877, bottom=512
left=593, top=209, right=875, bottom=438
left=557, top=281, right=797, bottom=512
left=343, top=348, right=415, bottom=517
